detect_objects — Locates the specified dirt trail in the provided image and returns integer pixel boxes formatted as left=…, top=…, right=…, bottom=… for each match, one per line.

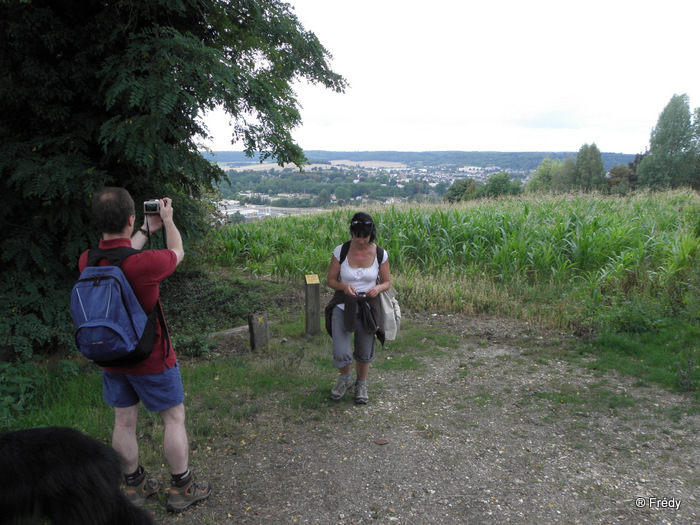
left=151, top=316, right=699, bottom=525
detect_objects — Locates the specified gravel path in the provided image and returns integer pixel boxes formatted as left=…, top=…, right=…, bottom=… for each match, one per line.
left=151, top=316, right=699, bottom=525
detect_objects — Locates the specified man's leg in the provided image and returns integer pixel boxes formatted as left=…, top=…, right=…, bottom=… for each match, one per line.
left=160, top=402, right=188, bottom=475
left=115, top=403, right=160, bottom=506
left=162, top=402, right=212, bottom=512
left=113, top=404, right=139, bottom=474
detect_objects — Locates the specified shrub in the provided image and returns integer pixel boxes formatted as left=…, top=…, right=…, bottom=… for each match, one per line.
left=0, top=361, right=45, bottom=429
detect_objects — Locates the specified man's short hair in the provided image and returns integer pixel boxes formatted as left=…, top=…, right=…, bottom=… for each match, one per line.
left=92, top=187, right=135, bottom=234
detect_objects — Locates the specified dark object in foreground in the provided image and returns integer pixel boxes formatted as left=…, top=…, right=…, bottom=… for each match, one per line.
left=0, top=426, right=153, bottom=525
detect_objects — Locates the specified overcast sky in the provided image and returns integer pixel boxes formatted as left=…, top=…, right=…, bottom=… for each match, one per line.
left=203, top=0, right=699, bottom=154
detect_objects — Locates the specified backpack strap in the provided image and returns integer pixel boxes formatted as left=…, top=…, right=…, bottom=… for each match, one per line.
left=338, top=241, right=351, bottom=265
left=86, top=246, right=141, bottom=267
left=153, top=298, right=172, bottom=357
left=376, top=246, right=385, bottom=265
left=375, top=246, right=385, bottom=285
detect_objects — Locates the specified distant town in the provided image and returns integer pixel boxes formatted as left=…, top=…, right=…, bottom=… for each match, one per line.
left=206, top=150, right=636, bottom=221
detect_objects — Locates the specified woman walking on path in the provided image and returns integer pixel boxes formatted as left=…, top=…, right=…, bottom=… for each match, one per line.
left=324, top=212, right=391, bottom=404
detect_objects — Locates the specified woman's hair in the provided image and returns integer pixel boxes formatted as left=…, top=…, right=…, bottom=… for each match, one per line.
left=92, top=187, right=135, bottom=234
left=349, top=212, right=376, bottom=242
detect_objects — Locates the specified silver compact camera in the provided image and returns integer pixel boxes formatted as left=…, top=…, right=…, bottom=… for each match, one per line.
left=143, top=199, right=160, bottom=214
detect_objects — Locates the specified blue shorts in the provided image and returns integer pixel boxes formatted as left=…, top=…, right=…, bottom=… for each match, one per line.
left=102, top=364, right=185, bottom=412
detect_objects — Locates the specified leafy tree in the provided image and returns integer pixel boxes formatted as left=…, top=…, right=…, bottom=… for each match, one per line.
left=608, top=164, right=634, bottom=195
left=575, top=143, right=606, bottom=191
left=317, top=188, right=331, bottom=205
left=551, top=157, right=577, bottom=192
left=638, top=94, right=697, bottom=189
left=334, top=186, right=352, bottom=203
left=433, top=181, right=448, bottom=196
left=626, top=152, right=644, bottom=190
left=227, top=211, right=246, bottom=224
left=445, top=178, right=478, bottom=203
left=526, top=156, right=557, bottom=193
left=692, top=107, right=700, bottom=184
left=480, top=172, right=520, bottom=198
left=0, top=0, right=346, bottom=357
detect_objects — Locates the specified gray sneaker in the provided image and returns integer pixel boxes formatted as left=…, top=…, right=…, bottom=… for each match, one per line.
left=330, top=375, right=354, bottom=400
left=354, top=381, right=368, bottom=404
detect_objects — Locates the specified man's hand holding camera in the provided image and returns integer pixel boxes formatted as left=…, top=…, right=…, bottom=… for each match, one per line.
left=133, top=198, right=183, bottom=264
left=155, top=197, right=184, bottom=264
left=141, top=197, right=175, bottom=234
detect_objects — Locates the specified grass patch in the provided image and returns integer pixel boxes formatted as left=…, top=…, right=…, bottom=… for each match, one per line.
left=535, top=390, right=586, bottom=406
left=582, top=321, right=700, bottom=393
left=468, top=392, right=500, bottom=407
left=532, top=379, right=637, bottom=416
left=374, top=320, right=459, bottom=371
left=375, top=353, right=422, bottom=371
left=9, top=359, right=115, bottom=439
left=7, top=293, right=466, bottom=440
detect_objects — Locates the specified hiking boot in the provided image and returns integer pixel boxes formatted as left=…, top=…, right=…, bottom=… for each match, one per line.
left=124, top=469, right=160, bottom=507
left=166, top=472, right=212, bottom=512
left=354, top=381, right=368, bottom=404
left=330, top=374, right=354, bottom=400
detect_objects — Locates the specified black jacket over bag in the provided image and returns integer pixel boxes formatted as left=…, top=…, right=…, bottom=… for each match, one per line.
left=324, top=290, right=386, bottom=346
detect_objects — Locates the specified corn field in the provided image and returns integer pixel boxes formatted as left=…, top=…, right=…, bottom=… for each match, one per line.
left=208, top=190, right=700, bottom=330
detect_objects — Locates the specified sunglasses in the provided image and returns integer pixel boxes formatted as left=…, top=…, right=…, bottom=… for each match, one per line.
left=351, top=220, right=373, bottom=227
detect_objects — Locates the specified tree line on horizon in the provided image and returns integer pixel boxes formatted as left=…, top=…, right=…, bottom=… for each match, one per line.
left=446, top=94, right=700, bottom=202
left=206, top=150, right=634, bottom=173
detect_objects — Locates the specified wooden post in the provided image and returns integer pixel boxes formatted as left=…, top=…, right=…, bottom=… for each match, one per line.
left=305, top=274, right=321, bottom=334
left=247, top=311, right=268, bottom=351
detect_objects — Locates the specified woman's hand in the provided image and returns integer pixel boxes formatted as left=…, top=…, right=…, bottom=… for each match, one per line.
left=366, top=280, right=391, bottom=298
left=363, top=286, right=377, bottom=299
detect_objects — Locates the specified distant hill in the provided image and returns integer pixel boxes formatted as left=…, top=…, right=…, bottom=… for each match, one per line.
left=202, top=150, right=636, bottom=172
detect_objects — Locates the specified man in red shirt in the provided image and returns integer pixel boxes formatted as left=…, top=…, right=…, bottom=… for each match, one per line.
left=79, top=187, right=211, bottom=512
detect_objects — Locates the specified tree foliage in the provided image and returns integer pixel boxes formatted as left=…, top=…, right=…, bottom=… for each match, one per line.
left=526, top=156, right=556, bottom=193
left=0, top=0, right=346, bottom=357
left=637, top=94, right=698, bottom=189
left=445, top=178, right=478, bottom=203
left=607, top=164, right=634, bottom=194
left=481, top=172, right=521, bottom=198
left=524, top=96, right=700, bottom=196
left=574, top=143, right=606, bottom=191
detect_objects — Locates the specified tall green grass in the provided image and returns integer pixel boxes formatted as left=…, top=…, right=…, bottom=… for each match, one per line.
left=9, top=189, right=699, bottom=436
left=8, top=191, right=698, bottom=437
left=205, top=190, right=700, bottom=393
left=209, top=190, right=700, bottom=332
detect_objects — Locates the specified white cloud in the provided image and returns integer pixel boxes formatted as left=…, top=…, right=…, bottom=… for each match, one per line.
left=203, top=0, right=700, bottom=154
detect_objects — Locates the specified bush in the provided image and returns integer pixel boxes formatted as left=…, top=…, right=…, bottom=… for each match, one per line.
left=174, top=334, right=212, bottom=358
left=160, top=269, right=273, bottom=335
left=0, top=361, right=45, bottom=429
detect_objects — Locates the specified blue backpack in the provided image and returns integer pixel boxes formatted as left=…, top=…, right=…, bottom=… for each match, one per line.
left=70, top=247, right=161, bottom=366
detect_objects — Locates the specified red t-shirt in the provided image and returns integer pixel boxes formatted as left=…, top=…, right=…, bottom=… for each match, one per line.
left=78, top=237, right=178, bottom=375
